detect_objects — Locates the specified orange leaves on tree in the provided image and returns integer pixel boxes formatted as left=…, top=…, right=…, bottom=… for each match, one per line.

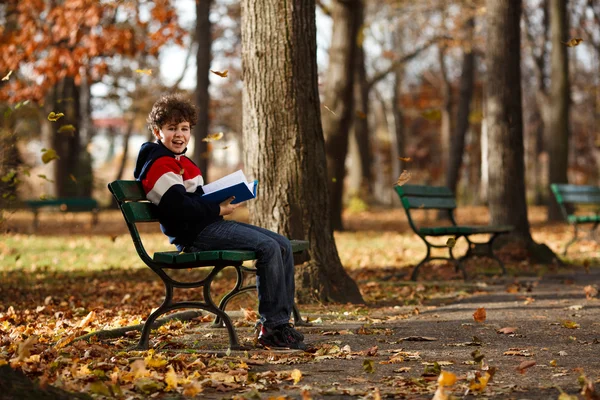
left=210, top=69, right=228, bottom=78
left=473, top=307, right=486, bottom=323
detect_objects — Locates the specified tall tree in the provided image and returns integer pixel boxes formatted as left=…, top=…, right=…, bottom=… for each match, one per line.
left=240, top=0, right=364, bottom=303
left=193, top=0, right=212, bottom=176
left=322, top=0, right=361, bottom=231
left=547, top=0, right=570, bottom=220
left=445, top=17, right=476, bottom=195
left=485, top=0, right=556, bottom=262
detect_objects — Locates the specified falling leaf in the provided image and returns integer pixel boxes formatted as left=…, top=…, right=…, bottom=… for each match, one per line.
left=2, top=70, right=12, bottom=81
left=210, top=69, right=228, bottom=77
left=471, top=349, right=485, bottom=363
left=584, top=285, right=598, bottom=300
left=182, top=381, right=203, bottom=396
left=473, top=307, right=486, bottom=323
left=363, top=359, right=375, bottom=373
left=69, top=174, right=77, bottom=183
left=421, top=108, right=441, bottom=121
left=437, top=371, right=457, bottom=387
left=58, top=124, right=76, bottom=134
left=179, top=168, right=185, bottom=175
left=396, top=170, right=411, bottom=186
left=14, top=335, right=38, bottom=362
left=323, top=105, right=337, bottom=115
left=241, top=307, right=258, bottom=322
left=516, top=360, right=536, bottom=374
left=290, top=369, right=302, bottom=384
left=561, top=38, right=583, bottom=47
left=47, top=112, right=65, bottom=122
left=41, top=148, right=60, bottom=164
left=355, top=110, right=366, bottom=119
left=497, top=327, right=517, bottom=334
left=135, top=69, right=153, bottom=75
left=549, top=360, right=557, bottom=367
left=398, top=157, right=412, bottom=162
left=446, top=237, right=456, bottom=248
left=202, top=132, right=223, bottom=142
left=78, top=311, right=96, bottom=328
left=469, top=372, right=491, bottom=392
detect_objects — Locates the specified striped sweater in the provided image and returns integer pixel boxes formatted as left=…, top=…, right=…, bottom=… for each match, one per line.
left=133, top=141, right=221, bottom=249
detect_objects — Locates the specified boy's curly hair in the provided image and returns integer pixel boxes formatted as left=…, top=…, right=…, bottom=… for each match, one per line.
left=147, top=93, right=198, bottom=133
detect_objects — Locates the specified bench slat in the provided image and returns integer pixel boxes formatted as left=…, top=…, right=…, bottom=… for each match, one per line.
left=395, top=185, right=454, bottom=198
left=558, top=193, right=600, bottom=205
left=401, top=196, right=456, bottom=210
left=25, top=198, right=98, bottom=209
left=108, top=181, right=147, bottom=202
left=122, top=202, right=159, bottom=223
left=568, top=214, right=600, bottom=224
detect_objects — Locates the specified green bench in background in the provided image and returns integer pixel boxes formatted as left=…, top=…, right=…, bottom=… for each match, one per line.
left=25, top=198, right=99, bottom=231
left=395, top=184, right=513, bottom=280
left=108, top=180, right=309, bottom=350
left=550, top=183, right=600, bottom=255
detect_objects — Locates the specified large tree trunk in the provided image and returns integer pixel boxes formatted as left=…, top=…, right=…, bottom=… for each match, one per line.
left=485, top=0, right=557, bottom=263
left=485, top=0, right=530, bottom=237
left=322, top=0, right=360, bottom=231
left=240, top=0, right=364, bottom=304
left=438, top=45, right=453, bottom=181
left=51, top=77, right=87, bottom=198
left=445, top=18, right=475, bottom=196
left=546, top=0, right=570, bottom=220
left=193, top=0, right=212, bottom=177
left=351, top=1, right=372, bottom=201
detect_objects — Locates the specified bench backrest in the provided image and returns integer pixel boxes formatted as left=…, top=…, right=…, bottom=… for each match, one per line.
left=108, top=180, right=159, bottom=264
left=26, top=198, right=98, bottom=211
left=394, top=184, right=457, bottom=210
left=550, top=183, right=600, bottom=220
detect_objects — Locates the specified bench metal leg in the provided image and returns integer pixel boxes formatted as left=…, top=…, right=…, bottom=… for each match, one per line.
left=563, top=225, right=579, bottom=256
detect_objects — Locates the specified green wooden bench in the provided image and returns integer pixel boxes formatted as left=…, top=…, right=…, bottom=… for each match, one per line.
left=108, top=180, right=309, bottom=350
left=395, top=184, right=513, bottom=280
left=25, top=198, right=99, bottom=231
left=550, top=183, right=600, bottom=255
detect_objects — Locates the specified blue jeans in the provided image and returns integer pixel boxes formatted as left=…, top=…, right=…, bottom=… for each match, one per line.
left=184, top=220, right=295, bottom=328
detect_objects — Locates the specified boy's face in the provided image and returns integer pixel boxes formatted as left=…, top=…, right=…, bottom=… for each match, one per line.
left=154, top=120, right=191, bottom=154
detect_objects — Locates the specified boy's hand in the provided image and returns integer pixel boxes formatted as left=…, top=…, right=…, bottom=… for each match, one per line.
left=219, top=196, right=240, bottom=216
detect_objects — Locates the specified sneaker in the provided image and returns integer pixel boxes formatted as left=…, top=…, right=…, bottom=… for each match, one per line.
left=258, top=323, right=307, bottom=350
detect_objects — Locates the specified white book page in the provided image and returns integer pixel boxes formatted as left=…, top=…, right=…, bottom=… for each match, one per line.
left=202, top=170, right=247, bottom=194
left=246, top=181, right=255, bottom=193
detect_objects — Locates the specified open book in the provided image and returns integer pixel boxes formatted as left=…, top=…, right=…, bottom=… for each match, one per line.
left=201, top=169, right=258, bottom=205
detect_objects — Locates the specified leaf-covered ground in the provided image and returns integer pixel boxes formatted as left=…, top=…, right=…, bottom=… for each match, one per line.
left=0, top=206, right=599, bottom=399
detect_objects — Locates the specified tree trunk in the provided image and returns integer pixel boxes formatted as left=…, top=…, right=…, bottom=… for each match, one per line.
left=240, top=0, right=364, bottom=304
left=445, top=18, right=475, bottom=196
left=485, top=0, right=531, bottom=237
left=193, top=0, right=212, bottom=177
left=351, top=1, right=372, bottom=201
left=438, top=46, right=453, bottom=181
left=115, top=119, right=134, bottom=181
left=546, top=0, right=570, bottom=220
left=322, top=0, right=360, bottom=231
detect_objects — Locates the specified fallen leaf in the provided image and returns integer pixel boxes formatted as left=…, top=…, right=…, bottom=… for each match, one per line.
left=14, top=335, right=38, bottom=362
left=584, top=285, right=598, bottom=300
left=446, top=237, right=456, bottom=248
left=396, top=170, right=411, bottom=186
left=504, top=348, right=533, bottom=357
left=497, top=327, right=517, bottom=335
left=78, top=311, right=96, bottom=328
left=210, top=69, right=228, bottom=77
left=516, top=360, right=536, bottom=374
left=469, top=372, right=491, bottom=392
left=562, top=320, right=580, bottom=329
left=164, top=366, right=178, bottom=391
left=290, top=369, right=302, bottom=384
left=473, top=307, right=486, bottom=323
left=363, top=359, right=375, bottom=373
left=398, top=336, right=437, bottom=342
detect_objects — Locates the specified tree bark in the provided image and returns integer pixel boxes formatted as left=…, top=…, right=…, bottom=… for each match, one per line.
left=241, top=0, right=364, bottom=304
left=351, top=1, right=372, bottom=200
left=438, top=45, right=453, bottom=180
left=445, top=18, right=475, bottom=196
left=546, top=0, right=570, bottom=220
left=193, top=0, right=212, bottom=177
left=484, top=0, right=531, bottom=237
left=322, top=0, right=360, bottom=231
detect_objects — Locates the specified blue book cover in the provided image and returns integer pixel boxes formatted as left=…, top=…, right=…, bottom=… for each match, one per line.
left=202, top=179, right=258, bottom=205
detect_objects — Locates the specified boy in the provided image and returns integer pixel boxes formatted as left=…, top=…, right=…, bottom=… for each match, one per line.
left=133, top=94, right=306, bottom=350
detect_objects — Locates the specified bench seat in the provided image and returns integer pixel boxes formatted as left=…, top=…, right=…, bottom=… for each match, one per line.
left=567, top=215, right=600, bottom=224
left=154, top=240, right=310, bottom=265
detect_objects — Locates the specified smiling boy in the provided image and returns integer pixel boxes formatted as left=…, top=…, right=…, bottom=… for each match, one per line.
left=133, top=94, right=306, bottom=350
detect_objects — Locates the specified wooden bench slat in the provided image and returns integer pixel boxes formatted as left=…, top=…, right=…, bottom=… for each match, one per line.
left=121, top=202, right=159, bottom=223
left=395, top=185, right=454, bottom=198
left=401, top=196, right=457, bottom=210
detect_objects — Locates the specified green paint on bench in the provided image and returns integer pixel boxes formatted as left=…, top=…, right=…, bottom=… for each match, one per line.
left=550, top=183, right=600, bottom=255
left=108, top=179, right=310, bottom=350
left=395, top=184, right=513, bottom=280
left=25, top=197, right=99, bottom=230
